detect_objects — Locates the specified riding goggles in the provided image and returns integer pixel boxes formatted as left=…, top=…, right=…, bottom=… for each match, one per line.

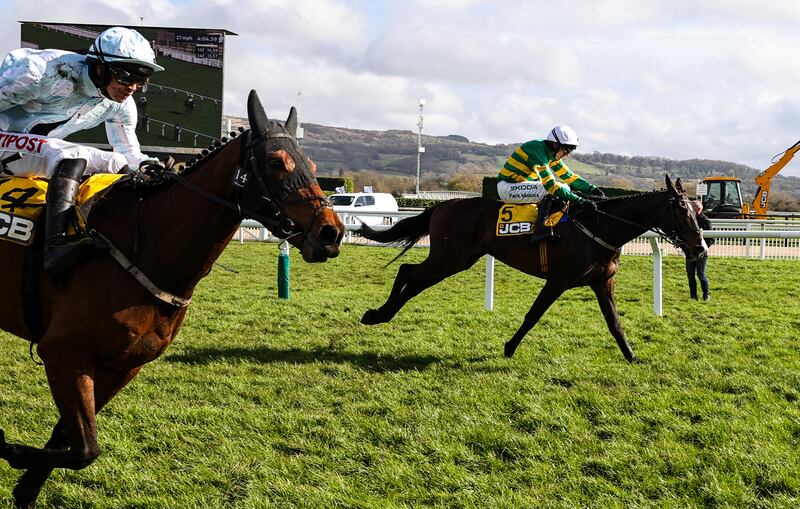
left=109, top=66, right=151, bottom=87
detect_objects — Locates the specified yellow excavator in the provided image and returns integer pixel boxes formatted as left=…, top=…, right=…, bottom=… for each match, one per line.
left=701, top=139, right=800, bottom=218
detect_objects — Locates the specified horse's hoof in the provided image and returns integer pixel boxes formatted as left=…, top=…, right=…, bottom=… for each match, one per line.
left=13, top=486, right=39, bottom=509
left=0, top=429, right=9, bottom=454
left=361, top=309, right=382, bottom=325
left=504, top=341, right=517, bottom=358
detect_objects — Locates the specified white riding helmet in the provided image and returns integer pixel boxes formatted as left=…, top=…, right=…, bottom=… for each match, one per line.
left=87, top=27, right=164, bottom=74
left=546, top=125, right=579, bottom=148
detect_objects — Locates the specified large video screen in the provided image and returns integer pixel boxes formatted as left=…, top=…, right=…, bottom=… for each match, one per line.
left=19, top=22, right=230, bottom=150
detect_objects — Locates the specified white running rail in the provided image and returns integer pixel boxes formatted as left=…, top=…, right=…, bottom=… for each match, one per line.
left=238, top=213, right=800, bottom=316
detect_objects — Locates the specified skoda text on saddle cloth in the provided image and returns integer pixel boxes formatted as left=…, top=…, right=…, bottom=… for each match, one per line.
left=0, top=131, right=128, bottom=177
left=496, top=180, right=547, bottom=204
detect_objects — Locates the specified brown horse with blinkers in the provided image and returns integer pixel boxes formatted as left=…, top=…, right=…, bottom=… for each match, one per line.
left=0, top=90, right=344, bottom=508
left=359, top=176, right=706, bottom=362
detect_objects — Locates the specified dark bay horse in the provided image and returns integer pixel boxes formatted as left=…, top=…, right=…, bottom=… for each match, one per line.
left=359, top=176, right=706, bottom=362
left=0, top=90, right=344, bottom=508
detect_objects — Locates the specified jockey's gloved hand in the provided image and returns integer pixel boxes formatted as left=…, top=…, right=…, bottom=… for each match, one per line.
left=160, top=156, right=176, bottom=170
left=590, top=187, right=607, bottom=199
left=581, top=198, right=598, bottom=211
left=139, top=159, right=168, bottom=177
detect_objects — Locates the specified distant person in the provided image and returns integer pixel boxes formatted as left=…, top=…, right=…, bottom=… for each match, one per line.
left=184, top=94, right=195, bottom=114
left=175, top=123, right=182, bottom=142
left=0, top=26, right=165, bottom=272
left=138, top=112, right=149, bottom=132
left=686, top=200, right=715, bottom=301
left=496, top=125, right=605, bottom=243
left=137, top=94, right=148, bottom=114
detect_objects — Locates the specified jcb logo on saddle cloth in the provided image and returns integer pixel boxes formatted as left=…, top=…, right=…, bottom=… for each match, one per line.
left=0, top=174, right=123, bottom=246
left=0, top=212, right=35, bottom=244
left=496, top=203, right=537, bottom=236
left=0, top=177, right=47, bottom=245
left=498, top=222, right=532, bottom=235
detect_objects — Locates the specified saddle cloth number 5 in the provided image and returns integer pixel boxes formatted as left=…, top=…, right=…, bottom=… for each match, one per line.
left=496, top=203, right=537, bottom=236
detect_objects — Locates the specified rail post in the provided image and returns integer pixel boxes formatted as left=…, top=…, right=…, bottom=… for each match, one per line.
left=649, top=237, right=663, bottom=316
left=485, top=255, right=495, bottom=311
left=278, top=241, right=290, bottom=299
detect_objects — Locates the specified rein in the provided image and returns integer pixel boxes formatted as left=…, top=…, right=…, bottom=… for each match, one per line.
left=94, top=128, right=330, bottom=308
left=571, top=195, right=688, bottom=252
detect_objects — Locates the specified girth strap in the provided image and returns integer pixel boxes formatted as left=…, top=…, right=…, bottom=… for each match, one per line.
left=539, top=242, right=548, bottom=274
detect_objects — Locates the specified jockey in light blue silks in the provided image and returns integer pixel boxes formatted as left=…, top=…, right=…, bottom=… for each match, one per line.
left=0, top=26, right=164, bottom=272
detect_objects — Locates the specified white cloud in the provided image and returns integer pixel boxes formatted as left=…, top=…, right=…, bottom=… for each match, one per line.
left=1, top=0, right=800, bottom=174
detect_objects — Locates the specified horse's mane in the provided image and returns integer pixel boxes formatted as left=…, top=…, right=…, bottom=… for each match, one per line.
left=85, top=129, right=246, bottom=222
left=178, top=128, right=245, bottom=177
left=600, top=188, right=667, bottom=203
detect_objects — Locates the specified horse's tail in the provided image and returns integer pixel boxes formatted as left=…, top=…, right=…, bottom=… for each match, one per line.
left=356, top=206, right=435, bottom=265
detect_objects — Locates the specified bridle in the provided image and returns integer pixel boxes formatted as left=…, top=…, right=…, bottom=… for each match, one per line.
left=162, top=128, right=332, bottom=241
left=571, top=193, right=699, bottom=253
left=88, top=127, right=333, bottom=308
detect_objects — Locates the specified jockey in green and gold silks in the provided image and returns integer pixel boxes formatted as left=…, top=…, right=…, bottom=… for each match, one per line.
left=496, top=125, right=605, bottom=244
left=496, top=125, right=601, bottom=205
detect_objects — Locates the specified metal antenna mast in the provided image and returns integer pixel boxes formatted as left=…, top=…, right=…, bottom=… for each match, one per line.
left=416, top=98, right=426, bottom=195
left=295, top=91, right=304, bottom=143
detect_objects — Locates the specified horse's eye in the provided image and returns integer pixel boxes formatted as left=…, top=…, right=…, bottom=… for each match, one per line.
left=267, top=158, right=284, bottom=170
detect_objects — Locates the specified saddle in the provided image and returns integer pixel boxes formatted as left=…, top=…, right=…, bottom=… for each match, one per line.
left=495, top=202, right=566, bottom=236
left=0, top=174, right=124, bottom=246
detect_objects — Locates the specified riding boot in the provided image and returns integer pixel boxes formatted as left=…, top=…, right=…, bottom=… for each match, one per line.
left=530, top=195, right=555, bottom=244
left=43, top=158, right=107, bottom=274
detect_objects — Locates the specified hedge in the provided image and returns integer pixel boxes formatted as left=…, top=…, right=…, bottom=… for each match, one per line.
left=317, top=177, right=354, bottom=193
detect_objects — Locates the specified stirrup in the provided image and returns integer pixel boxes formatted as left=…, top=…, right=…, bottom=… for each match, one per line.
left=530, top=227, right=556, bottom=244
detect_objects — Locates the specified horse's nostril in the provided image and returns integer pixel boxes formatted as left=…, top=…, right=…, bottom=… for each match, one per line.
left=318, top=224, right=340, bottom=245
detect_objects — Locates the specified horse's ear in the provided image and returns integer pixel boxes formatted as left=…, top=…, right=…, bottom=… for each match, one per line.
left=665, top=174, right=678, bottom=197
left=675, top=178, right=686, bottom=194
left=285, top=107, right=298, bottom=138
left=247, top=90, right=269, bottom=136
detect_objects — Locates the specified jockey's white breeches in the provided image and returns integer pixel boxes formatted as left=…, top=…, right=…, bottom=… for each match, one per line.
left=0, top=131, right=127, bottom=178
left=497, top=180, right=547, bottom=203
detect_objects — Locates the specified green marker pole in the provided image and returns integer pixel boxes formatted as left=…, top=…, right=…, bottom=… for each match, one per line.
left=278, top=240, right=290, bottom=299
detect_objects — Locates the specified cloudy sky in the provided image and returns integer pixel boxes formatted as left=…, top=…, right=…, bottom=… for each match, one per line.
left=1, top=0, right=800, bottom=174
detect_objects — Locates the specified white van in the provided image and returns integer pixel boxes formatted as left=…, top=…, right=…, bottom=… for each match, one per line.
left=329, top=192, right=399, bottom=226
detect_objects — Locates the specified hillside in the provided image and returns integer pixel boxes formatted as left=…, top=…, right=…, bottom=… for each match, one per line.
left=225, top=116, right=800, bottom=205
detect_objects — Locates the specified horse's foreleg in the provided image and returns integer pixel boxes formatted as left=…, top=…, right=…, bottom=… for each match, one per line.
left=11, top=366, right=141, bottom=508
left=362, top=261, right=454, bottom=325
left=0, top=361, right=99, bottom=472
left=362, top=262, right=414, bottom=324
left=504, top=281, right=564, bottom=358
left=591, top=278, right=636, bottom=362
left=11, top=419, right=68, bottom=509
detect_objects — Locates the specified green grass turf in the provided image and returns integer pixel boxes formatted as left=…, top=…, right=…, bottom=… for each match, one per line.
left=1, top=244, right=799, bottom=508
